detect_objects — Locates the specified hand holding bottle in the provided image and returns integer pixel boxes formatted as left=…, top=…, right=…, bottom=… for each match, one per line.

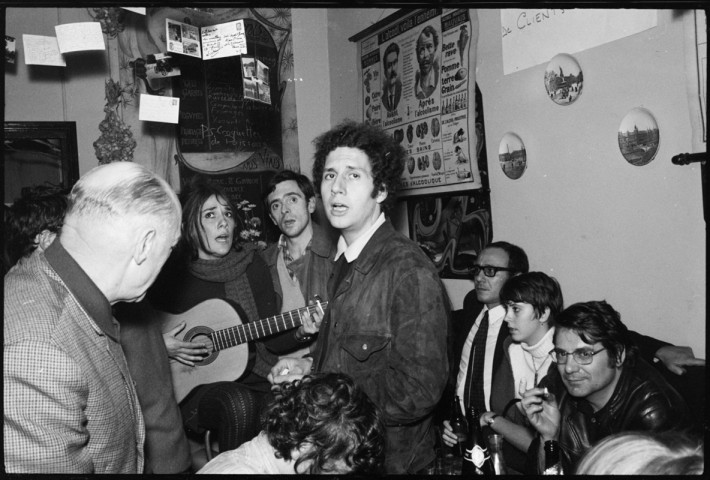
left=441, top=420, right=457, bottom=448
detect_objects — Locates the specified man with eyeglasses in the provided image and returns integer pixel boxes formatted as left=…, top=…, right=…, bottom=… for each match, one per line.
left=520, top=300, right=690, bottom=474
left=440, top=241, right=702, bottom=450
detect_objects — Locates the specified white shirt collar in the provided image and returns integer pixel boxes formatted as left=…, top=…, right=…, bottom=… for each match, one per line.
left=483, top=304, right=506, bottom=325
left=334, top=213, right=386, bottom=263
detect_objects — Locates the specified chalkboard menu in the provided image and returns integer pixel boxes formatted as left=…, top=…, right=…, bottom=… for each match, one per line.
left=174, top=18, right=282, bottom=172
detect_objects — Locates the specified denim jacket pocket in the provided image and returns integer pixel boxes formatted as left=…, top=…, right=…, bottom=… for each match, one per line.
left=341, top=334, right=390, bottom=362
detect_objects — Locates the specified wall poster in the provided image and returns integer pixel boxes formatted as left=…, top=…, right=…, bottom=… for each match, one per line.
left=354, top=8, right=481, bottom=197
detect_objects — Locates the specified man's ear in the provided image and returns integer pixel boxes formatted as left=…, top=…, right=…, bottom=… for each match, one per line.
left=616, top=347, right=627, bottom=367
left=35, top=229, right=56, bottom=252
left=133, top=229, right=156, bottom=266
left=375, top=184, right=388, bottom=204
left=307, top=196, right=316, bottom=214
left=538, top=307, right=551, bottom=324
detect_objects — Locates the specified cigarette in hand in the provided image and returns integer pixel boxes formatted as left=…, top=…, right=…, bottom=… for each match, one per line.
left=542, top=387, right=549, bottom=398
left=280, top=368, right=290, bottom=376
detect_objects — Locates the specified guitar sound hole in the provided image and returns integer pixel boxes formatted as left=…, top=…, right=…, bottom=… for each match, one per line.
left=183, top=327, right=218, bottom=366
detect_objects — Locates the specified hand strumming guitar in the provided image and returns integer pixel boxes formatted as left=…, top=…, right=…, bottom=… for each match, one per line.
left=163, top=322, right=210, bottom=367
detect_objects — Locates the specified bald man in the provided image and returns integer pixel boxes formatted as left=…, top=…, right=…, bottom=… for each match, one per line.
left=4, top=162, right=182, bottom=473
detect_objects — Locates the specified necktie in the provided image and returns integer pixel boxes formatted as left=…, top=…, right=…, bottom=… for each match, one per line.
left=464, top=310, right=489, bottom=411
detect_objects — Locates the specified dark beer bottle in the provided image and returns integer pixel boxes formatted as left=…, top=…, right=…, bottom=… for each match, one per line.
left=461, top=406, right=493, bottom=475
left=449, top=396, right=468, bottom=457
left=543, top=439, right=563, bottom=475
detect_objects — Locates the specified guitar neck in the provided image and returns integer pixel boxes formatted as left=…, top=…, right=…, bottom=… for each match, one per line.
left=211, top=302, right=327, bottom=352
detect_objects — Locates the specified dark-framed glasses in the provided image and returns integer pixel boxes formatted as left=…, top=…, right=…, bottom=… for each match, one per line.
left=470, top=265, right=515, bottom=278
left=550, top=347, right=606, bottom=365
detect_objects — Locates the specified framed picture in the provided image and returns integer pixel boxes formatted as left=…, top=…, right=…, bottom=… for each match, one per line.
left=4, top=122, right=79, bottom=204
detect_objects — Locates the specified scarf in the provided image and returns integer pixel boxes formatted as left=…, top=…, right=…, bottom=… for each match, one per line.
left=187, top=248, right=260, bottom=328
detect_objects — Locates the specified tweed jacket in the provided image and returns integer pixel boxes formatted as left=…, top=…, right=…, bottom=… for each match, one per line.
left=3, top=243, right=145, bottom=473
left=312, top=220, right=450, bottom=474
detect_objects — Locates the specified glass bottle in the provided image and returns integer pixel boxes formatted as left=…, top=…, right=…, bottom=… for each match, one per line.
left=487, top=434, right=508, bottom=475
left=543, top=439, right=564, bottom=475
left=461, top=406, right=493, bottom=475
left=449, top=395, right=468, bottom=457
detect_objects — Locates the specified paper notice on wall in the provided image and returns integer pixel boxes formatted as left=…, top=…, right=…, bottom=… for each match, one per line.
left=201, top=19, right=247, bottom=60
left=121, top=7, right=146, bottom=15
left=55, top=22, right=105, bottom=53
left=22, top=34, right=66, bottom=66
left=501, top=9, right=657, bottom=74
left=139, top=94, right=180, bottom=124
left=166, top=19, right=202, bottom=58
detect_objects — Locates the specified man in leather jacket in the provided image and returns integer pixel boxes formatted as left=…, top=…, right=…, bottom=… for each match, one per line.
left=268, top=121, right=449, bottom=474
left=521, top=300, right=690, bottom=474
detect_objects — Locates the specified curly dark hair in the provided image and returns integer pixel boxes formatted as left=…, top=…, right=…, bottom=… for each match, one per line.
left=265, top=372, right=385, bottom=474
left=312, top=120, right=405, bottom=215
left=555, top=300, right=638, bottom=368
left=5, top=183, right=69, bottom=266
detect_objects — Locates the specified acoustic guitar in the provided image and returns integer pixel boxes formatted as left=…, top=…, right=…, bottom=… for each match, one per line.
left=155, top=298, right=327, bottom=403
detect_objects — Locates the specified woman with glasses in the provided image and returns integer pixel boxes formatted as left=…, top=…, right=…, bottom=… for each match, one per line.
left=475, top=271, right=563, bottom=473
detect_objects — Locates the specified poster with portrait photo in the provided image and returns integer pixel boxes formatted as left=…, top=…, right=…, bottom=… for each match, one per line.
left=356, top=8, right=479, bottom=196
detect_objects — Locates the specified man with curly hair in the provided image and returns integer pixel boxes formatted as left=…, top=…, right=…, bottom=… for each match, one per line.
left=269, top=120, right=450, bottom=474
left=198, top=373, right=385, bottom=474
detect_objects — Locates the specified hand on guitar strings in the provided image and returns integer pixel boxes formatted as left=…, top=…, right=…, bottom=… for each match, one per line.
left=299, top=296, right=326, bottom=336
left=163, top=322, right=210, bottom=367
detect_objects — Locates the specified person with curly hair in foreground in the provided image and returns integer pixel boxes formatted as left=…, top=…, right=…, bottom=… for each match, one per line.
left=197, top=372, right=385, bottom=474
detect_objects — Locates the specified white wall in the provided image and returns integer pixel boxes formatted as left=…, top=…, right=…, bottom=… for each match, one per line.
left=309, top=8, right=706, bottom=355
left=474, top=9, right=705, bottom=354
left=5, top=8, right=110, bottom=176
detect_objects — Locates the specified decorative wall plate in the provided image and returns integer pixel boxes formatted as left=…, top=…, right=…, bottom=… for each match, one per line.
left=544, top=53, right=583, bottom=105
left=618, top=107, right=660, bottom=166
left=498, top=132, right=527, bottom=179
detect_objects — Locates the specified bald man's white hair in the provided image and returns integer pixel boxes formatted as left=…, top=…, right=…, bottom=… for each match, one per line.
left=66, top=162, right=180, bottom=228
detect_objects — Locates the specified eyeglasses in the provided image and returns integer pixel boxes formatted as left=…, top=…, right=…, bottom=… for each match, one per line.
left=550, top=348, right=606, bottom=365
left=470, top=265, right=515, bottom=278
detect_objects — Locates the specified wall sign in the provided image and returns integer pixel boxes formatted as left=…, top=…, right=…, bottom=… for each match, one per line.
left=501, top=9, right=657, bottom=75
left=353, top=8, right=481, bottom=197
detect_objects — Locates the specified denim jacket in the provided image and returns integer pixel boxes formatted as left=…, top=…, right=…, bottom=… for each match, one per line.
left=313, top=220, right=450, bottom=473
